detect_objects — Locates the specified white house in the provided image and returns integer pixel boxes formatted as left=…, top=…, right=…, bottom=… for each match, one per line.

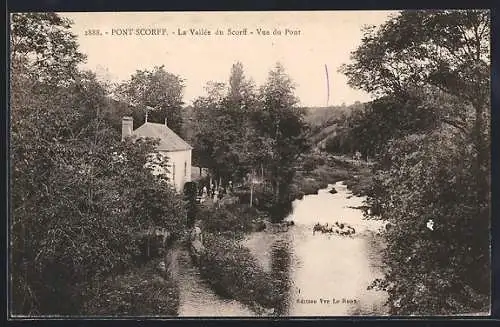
left=122, top=116, right=192, bottom=192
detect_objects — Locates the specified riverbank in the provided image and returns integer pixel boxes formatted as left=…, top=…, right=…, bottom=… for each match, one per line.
left=182, top=180, right=389, bottom=317
left=197, top=233, right=280, bottom=315
left=183, top=157, right=376, bottom=316
left=242, top=181, right=389, bottom=316
left=293, top=154, right=374, bottom=199
left=188, top=203, right=280, bottom=315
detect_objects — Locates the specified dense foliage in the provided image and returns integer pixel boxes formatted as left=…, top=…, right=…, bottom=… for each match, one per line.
left=324, top=95, right=438, bottom=158
left=10, top=13, right=185, bottom=315
left=198, top=233, right=284, bottom=312
left=368, top=131, right=489, bottom=314
left=342, top=10, right=490, bottom=314
left=83, top=259, right=180, bottom=316
left=195, top=204, right=267, bottom=238
left=191, top=62, right=309, bottom=221
left=114, top=66, right=185, bottom=136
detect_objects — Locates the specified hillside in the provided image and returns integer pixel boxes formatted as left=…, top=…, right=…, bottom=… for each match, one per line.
left=304, top=101, right=367, bottom=150
left=303, top=105, right=352, bottom=126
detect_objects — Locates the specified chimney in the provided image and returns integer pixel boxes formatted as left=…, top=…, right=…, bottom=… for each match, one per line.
left=122, top=116, right=133, bottom=141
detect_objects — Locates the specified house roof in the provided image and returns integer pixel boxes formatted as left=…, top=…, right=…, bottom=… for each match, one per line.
left=132, top=122, right=192, bottom=151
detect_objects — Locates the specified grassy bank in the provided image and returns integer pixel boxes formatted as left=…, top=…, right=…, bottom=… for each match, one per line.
left=83, top=258, right=180, bottom=316
left=293, top=154, right=374, bottom=198
left=197, top=233, right=281, bottom=313
left=192, top=204, right=283, bottom=314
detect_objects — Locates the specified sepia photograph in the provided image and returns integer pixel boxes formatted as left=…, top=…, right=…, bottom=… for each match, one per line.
left=9, top=10, right=491, bottom=317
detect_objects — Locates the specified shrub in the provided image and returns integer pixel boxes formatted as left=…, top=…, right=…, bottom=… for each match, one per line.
left=343, top=172, right=373, bottom=197
left=302, top=154, right=327, bottom=172
left=313, top=165, right=350, bottom=183
left=302, top=157, right=317, bottom=172
left=198, top=233, right=282, bottom=310
left=184, top=181, right=199, bottom=227
left=82, top=259, right=179, bottom=316
left=369, top=132, right=490, bottom=314
left=195, top=205, right=262, bottom=237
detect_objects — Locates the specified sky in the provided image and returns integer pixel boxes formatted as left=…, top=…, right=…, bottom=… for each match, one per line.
left=61, top=11, right=396, bottom=107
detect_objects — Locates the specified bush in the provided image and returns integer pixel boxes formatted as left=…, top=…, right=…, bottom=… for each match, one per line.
left=184, top=181, right=199, bottom=227
left=343, top=171, right=373, bottom=197
left=302, top=157, right=317, bottom=172
left=198, top=233, right=282, bottom=310
left=303, top=177, right=328, bottom=195
left=289, top=172, right=328, bottom=200
left=232, top=186, right=279, bottom=215
left=312, top=165, right=350, bottom=183
left=195, top=205, right=264, bottom=237
left=301, top=154, right=326, bottom=172
left=369, top=132, right=490, bottom=314
left=82, top=259, right=179, bottom=316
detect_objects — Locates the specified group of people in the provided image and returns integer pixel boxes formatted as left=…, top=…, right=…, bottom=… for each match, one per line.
left=199, top=181, right=234, bottom=203
left=313, top=221, right=356, bottom=236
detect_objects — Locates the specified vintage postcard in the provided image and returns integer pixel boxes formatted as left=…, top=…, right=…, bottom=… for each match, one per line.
left=9, top=10, right=491, bottom=317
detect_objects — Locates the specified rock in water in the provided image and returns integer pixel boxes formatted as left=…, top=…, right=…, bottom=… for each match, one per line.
left=329, top=188, right=337, bottom=194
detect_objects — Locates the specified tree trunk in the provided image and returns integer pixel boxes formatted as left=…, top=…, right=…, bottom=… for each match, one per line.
left=250, top=178, right=253, bottom=207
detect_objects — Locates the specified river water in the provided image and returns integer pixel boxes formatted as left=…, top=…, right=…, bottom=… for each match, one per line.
left=177, top=181, right=388, bottom=317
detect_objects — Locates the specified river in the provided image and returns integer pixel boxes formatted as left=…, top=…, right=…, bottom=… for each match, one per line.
left=177, top=181, right=388, bottom=317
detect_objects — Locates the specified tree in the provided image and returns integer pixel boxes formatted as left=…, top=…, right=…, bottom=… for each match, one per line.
left=254, top=63, right=309, bottom=220
left=340, top=10, right=490, bottom=206
left=341, top=10, right=490, bottom=314
left=10, top=13, right=186, bottom=315
left=344, top=95, right=439, bottom=159
left=115, top=66, right=185, bottom=136
left=191, top=81, right=233, bottom=181
left=368, top=131, right=489, bottom=314
left=10, top=13, right=86, bottom=85
left=191, top=63, right=258, bottom=184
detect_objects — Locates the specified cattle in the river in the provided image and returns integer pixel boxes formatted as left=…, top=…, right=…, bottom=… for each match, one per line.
left=329, top=187, right=337, bottom=194
left=312, top=222, right=356, bottom=236
left=313, top=223, right=323, bottom=235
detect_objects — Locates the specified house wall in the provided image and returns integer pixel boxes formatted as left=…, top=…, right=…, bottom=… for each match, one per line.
left=162, top=149, right=192, bottom=192
left=146, top=149, right=192, bottom=192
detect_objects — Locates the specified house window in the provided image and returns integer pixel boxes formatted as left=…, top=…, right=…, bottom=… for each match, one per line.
left=184, top=161, right=187, bottom=177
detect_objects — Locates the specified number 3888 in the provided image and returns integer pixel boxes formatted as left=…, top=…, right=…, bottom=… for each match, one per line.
left=84, top=29, right=102, bottom=36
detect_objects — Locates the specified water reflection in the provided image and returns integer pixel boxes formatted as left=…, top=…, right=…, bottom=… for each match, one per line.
left=177, top=181, right=388, bottom=317
left=244, top=181, right=389, bottom=316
